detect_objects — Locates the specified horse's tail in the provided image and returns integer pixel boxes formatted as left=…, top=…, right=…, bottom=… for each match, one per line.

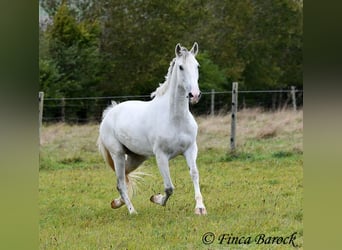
left=97, top=136, right=146, bottom=198
left=97, top=136, right=115, bottom=171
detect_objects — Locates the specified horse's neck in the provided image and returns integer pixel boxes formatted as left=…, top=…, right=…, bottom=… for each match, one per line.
left=167, top=76, right=190, bottom=122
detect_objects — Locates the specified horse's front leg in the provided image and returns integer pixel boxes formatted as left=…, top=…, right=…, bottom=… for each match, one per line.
left=150, top=152, right=174, bottom=206
left=184, top=143, right=207, bottom=215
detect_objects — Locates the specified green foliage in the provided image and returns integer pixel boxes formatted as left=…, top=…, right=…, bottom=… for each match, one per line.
left=39, top=59, right=61, bottom=98
left=197, top=52, right=228, bottom=91
left=45, top=3, right=104, bottom=97
left=98, top=0, right=208, bottom=95
left=40, top=3, right=109, bottom=121
left=241, top=0, right=303, bottom=89
left=199, top=0, right=303, bottom=90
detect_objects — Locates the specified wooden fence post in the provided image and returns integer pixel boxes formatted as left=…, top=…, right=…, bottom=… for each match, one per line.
left=230, top=82, right=238, bottom=152
left=39, top=92, right=44, bottom=145
left=291, top=86, right=297, bottom=111
left=211, top=89, right=215, bottom=116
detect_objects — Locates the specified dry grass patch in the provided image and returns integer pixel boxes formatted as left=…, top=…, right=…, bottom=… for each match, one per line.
left=40, top=109, right=303, bottom=170
left=40, top=123, right=101, bottom=170
left=197, top=109, right=303, bottom=152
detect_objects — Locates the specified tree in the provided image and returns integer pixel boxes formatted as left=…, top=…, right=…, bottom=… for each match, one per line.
left=39, top=0, right=302, bottom=120
left=44, top=2, right=104, bottom=97
left=197, top=51, right=228, bottom=91
left=241, top=0, right=303, bottom=89
left=40, top=2, right=106, bottom=121
left=98, top=0, right=207, bottom=96
left=200, top=0, right=302, bottom=90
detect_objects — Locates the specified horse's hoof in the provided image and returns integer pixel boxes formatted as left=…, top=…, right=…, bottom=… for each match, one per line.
left=129, top=210, right=138, bottom=215
left=150, top=193, right=164, bottom=205
left=111, top=199, right=124, bottom=209
left=195, top=207, right=207, bottom=215
left=110, top=200, right=118, bottom=209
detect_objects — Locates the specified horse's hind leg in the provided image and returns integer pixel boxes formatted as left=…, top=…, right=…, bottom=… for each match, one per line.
left=111, top=153, right=147, bottom=210
left=150, top=153, right=174, bottom=206
left=111, top=152, right=137, bottom=214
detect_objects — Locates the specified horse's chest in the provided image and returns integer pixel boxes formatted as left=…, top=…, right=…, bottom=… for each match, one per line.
left=158, top=131, right=193, bottom=157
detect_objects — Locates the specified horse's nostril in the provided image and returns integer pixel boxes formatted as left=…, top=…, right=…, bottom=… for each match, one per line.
left=188, top=92, right=194, bottom=98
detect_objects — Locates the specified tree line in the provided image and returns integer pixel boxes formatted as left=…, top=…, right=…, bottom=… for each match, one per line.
left=39, top=0, right=302, bottom=120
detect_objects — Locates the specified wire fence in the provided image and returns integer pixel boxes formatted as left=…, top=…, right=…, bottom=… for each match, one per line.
left=40, top=89, right=303, bottom=123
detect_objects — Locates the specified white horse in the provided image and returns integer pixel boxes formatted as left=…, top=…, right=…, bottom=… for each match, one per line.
left=98, top=42, right=207, bottom=215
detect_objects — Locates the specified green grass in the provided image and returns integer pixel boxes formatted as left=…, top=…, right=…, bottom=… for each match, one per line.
left=39, top=110, right=303, bottom=249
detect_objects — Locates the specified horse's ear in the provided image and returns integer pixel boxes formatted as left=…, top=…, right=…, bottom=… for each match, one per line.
left=175, top=43, right=182, bottom=57
left=190, top=42, right=198, bottom=56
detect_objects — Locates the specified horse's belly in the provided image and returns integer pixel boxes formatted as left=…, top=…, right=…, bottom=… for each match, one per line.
left=124, top=138, right=154, bottom=156
left=114, top=125, right=153, bottom=156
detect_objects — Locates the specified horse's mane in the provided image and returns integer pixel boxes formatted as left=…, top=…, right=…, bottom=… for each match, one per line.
left=151, top=46, right=192, bottom=98
left=150, top=58, right=176, bottom=98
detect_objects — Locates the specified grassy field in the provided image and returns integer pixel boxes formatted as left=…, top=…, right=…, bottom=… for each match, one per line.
left=39, top=109, right=303, bottom=249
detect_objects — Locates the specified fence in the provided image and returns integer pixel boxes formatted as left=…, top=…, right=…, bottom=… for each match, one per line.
left=39, top=87, right=303, bottom=124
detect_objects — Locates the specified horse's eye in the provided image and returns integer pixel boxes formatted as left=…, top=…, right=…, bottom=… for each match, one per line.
left=179, top=65, right=184, bottom=71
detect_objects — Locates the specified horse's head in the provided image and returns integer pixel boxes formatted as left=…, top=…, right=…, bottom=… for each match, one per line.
left=174, top=42, right=201, bottom=104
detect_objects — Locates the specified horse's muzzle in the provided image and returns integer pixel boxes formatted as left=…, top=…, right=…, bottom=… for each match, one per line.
left=188, top=92, right=201, bottom=104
